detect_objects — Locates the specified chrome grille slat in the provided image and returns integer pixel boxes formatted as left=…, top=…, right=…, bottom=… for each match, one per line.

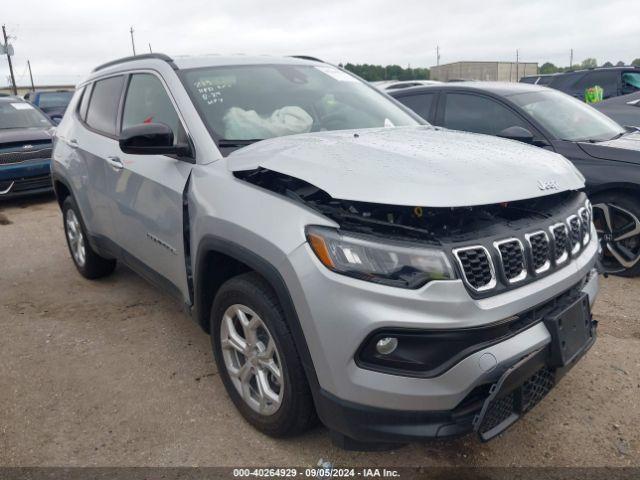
left=494, top=238, right=527, bottom=283
left=550, top=223, right=569, bottom=265
left=525, top=231, right=551, bottom=274
left=567, top=215, right=582, bottom=255
left=453, top=246, right=496, bottom=292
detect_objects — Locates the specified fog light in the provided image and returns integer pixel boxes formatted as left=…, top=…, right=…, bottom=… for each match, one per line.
left=375, top=337, right=398, bottom=355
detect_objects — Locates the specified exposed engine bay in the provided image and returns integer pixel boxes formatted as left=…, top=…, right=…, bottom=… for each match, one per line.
left=235, top=168, right=581, bottom=244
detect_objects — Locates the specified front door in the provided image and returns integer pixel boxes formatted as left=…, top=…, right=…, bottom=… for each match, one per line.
left=107, top=72, right=194, bottom=303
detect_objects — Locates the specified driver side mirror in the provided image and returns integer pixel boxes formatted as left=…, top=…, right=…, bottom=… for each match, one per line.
left=498, top=126, right=534, bottom=144
left=119, top=123, right=192, bottom=157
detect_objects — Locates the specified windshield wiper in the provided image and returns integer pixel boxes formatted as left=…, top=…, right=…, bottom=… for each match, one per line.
left=218, top=139, right=262, bottom=148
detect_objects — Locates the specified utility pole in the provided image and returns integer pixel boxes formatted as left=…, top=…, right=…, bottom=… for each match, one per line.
left=27, top=60, right=35, bottom=91
left=130, top=26, right=136, bottom=56
left=516, top=49, right=519, bottom=82
left=570, top=48, right=574, bottom=70
left=436, top=45, right=441, bottom=66
left=148, top=43, right=152, bottom=53
left=2, top=25, right=17, bottom=95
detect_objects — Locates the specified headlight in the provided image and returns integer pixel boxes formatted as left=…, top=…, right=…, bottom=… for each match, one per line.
left=306, top=226, right=456, bottom=289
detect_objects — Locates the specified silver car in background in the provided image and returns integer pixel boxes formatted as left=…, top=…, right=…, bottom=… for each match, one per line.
left=52, top=54, right=599, bottom=449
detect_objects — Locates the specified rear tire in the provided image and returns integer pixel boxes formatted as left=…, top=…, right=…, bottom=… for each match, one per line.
left=591, top=192, right=640, bottom=277
left=62, top=196, right=116, bottom=279
left=210, top=272, right=317, bottom=437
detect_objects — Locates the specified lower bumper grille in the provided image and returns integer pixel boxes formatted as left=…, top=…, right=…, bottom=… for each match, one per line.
left=0, top=174, right=52, bottom=195
left=475, top=366, right=556, bottom=440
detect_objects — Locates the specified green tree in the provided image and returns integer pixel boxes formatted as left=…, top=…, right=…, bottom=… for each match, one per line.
left=601, top=61, right=613, bottom=67
left=342, top=63, right=430, bottom=82
left=539, top=62, right=558, bottom=74
left=616, top=61, right=625, bottom=67
left=581, top=58, right=598, bottom=69
left=632, top=58, right=640, bottom=67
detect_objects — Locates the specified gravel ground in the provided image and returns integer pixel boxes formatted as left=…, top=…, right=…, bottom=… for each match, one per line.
left=1, top=195, right=638, bottom=467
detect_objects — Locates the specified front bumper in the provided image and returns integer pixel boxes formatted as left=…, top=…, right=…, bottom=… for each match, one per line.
left=0, top=159, right=52, bottom=198
left=284, top=227, right=599, bottom=412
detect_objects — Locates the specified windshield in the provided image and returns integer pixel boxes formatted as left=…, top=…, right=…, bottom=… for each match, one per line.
left=37, top=91, right=73, bottom=109
left=510, top=89, right=625, bottom=142
left=180, top=64, right=421, bottom=144
left=0, top=101, right=52, bottom=130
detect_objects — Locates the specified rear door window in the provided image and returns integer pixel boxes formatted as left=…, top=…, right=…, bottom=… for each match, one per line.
left=85, top=75, right=125, bottom=136
left=396, top=93, right=436, bottom=121
left=443, top=93, right=529, bottom=136
left=574, top=71, right=618, bottom=99
left=121, top=73, right=186, bottom=144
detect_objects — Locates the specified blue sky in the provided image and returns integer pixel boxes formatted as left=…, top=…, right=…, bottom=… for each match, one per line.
left=0, top=0, right=637, bottom=87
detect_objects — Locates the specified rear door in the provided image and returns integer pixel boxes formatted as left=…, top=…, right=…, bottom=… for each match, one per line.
left=72, top=75, right=126, bottom=241
left=108, top=71, right=194, bottom=302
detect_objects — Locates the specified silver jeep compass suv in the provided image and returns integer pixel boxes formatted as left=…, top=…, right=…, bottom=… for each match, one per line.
left=52, top=53, right=599, bottom=448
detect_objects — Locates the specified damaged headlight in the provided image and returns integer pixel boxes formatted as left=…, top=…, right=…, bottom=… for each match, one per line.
left=306, top=226, right=456, bottom=289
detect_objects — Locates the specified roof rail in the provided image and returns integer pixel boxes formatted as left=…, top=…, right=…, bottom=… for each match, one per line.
left=92, top=53, right=176, bottom=73
left=289, top=55, right=324, bottom=63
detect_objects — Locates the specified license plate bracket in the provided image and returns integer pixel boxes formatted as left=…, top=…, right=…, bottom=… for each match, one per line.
left=544, top=293, right=594, bottom=368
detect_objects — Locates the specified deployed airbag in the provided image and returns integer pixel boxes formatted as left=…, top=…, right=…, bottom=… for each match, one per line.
left=223, top=106, right=313, bottom=140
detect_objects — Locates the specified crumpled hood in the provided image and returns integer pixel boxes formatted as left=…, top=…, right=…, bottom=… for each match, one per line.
left=577, top=131, right=640, bottom=165
left=228, top=126, right=585, bottom=207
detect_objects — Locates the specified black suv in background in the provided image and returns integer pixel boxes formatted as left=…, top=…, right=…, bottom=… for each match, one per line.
left=389, top=82, right=640, bottom=277
left=521, top=67, right=640, bottom=101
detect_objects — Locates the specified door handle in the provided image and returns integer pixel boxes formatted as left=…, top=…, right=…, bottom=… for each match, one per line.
left=67, top=138, right=79, bottom=148
left=105, top=155, right=124, bottom=170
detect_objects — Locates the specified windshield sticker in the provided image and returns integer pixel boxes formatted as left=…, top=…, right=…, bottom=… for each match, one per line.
left=10, top=103, right=35, bottom=110
left=314, top=66, right=358, bottom=82
left=194, top=77, right=235, bottom=106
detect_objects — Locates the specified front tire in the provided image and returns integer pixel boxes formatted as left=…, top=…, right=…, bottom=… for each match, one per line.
left=591, top=193, right=640, bottom=277
left=62, top=196, right=116, bottom=279
left=210, top=272, right=317, bottom=437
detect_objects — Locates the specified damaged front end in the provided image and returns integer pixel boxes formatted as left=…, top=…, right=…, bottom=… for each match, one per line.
left=235, top=167, right=591, bottom=295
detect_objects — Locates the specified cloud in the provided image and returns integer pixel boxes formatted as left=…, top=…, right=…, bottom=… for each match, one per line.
left=0, top=0, right=637, bottom=86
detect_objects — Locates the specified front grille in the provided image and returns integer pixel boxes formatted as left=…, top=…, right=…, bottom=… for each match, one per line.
left=568, top=215, right=581, bottom=254
left=551, top=224, right=569, bottom=263
left=454, top=247, right=495, bottom=290
left=0, top=147, right=52, bottom=165
left=527, top=231, right=551, bottom=273
left=495, top=239, right=526, bottom=283
left=452, top=201, right=592, bottom=295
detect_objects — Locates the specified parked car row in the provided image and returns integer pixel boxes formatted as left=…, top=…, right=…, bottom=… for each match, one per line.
left=389, top=81, right=640, bottom=277
left=0, top=95, right=55, bottom=198
left=520, top=66, right=640, bottom=101
left=49, top=53, right=600, bottom=450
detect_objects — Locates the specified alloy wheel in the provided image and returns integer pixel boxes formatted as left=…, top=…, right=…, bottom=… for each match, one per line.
left=593, top=203, right=640, bottom=273
left=220, top=304, right=284, bottom=416
left=65, top=209, right=86, bottom=267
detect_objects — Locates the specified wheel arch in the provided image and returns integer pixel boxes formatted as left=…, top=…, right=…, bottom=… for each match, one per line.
left=587, top=182, right=640, bottom=203
left=193, top=235, right=321, bottom=396
left=52, top=173, right=73, bottom=208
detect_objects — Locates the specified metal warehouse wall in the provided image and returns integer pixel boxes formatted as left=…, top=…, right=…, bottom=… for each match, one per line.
left=431, top=62, right=538, bottom=82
